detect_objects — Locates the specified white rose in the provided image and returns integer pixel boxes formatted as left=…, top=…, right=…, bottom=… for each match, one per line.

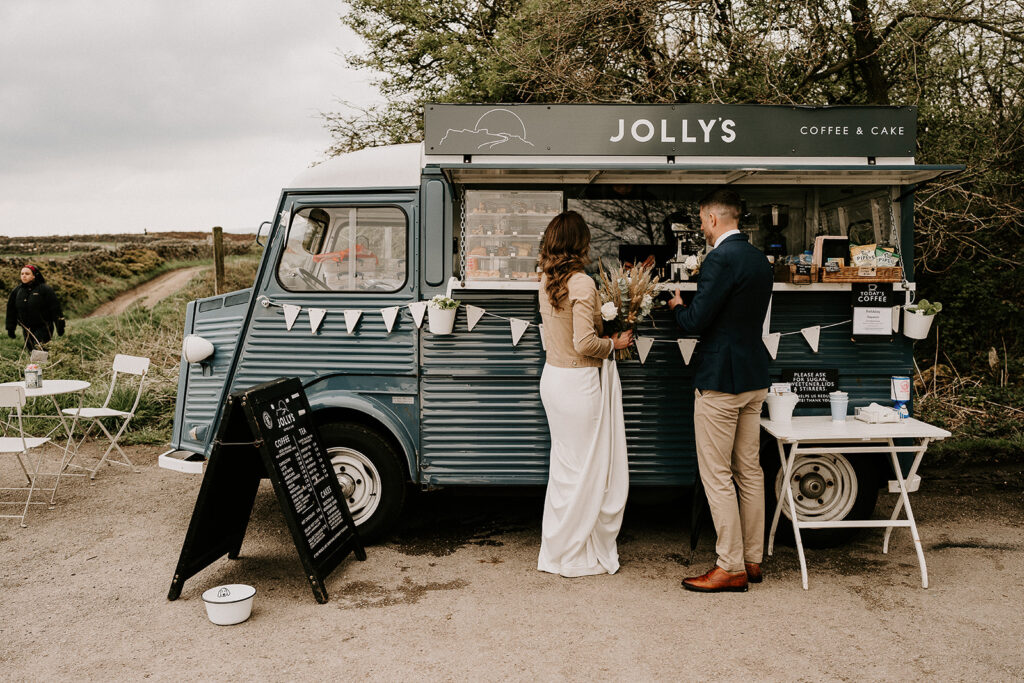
left=684, top=255, right=699, bottom=270
left=601, top=301, right=618, bottom=321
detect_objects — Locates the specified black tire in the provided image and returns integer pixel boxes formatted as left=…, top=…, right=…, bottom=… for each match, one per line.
left=761, top=437, right=880, bottom=548
left=317, top=421, right=407, bottom=544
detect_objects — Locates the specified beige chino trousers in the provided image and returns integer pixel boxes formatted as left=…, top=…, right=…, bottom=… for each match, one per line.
left=693, top=387, right=769, bottom=573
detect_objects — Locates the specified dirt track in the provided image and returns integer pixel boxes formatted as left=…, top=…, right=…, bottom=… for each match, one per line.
left=1, top=445, right=1022, bottom=680
left=88, top=266, right=207, bottom=317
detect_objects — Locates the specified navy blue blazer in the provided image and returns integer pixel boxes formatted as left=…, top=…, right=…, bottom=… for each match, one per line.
left=674, top=233, right=773, bottom=394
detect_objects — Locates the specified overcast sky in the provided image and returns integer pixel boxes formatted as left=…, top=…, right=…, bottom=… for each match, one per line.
left=0, top=1, right=381, bottom=236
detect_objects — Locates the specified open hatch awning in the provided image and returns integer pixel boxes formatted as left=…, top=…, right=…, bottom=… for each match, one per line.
left=434, top=163, right=964, bottom=186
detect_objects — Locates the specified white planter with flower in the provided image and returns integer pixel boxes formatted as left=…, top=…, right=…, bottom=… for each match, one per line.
left=427, top=295, right=460, bottom=334
left=903, top=299, right=942, bottom=340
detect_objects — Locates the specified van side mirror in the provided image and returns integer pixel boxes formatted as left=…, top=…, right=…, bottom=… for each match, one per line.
left=256, top=220, right=271, bottom=247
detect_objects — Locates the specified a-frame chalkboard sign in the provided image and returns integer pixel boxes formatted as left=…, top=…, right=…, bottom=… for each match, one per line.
left=167, top=377, right=366, bottom=604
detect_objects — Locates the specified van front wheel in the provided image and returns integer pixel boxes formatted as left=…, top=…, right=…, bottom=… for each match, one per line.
left=318, top=422, right=406, bottom=544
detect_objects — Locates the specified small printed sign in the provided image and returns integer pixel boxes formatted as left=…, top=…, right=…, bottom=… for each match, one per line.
left=852, top=283, right=895, bottom=337
left=780, top=368, right=839, bottom=405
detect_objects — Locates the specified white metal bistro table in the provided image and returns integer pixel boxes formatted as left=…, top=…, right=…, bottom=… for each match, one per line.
left=0, top=379, right=90, bottom=506
left=761, top=416, right=951, bottom=589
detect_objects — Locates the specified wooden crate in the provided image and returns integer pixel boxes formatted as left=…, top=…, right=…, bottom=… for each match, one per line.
left=773, top=263, right=818, bottom=284
left=820, top=266, right=903, bottom=283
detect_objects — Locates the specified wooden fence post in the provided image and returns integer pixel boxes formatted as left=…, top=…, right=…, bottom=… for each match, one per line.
left=213, top=226, right=225, bottom=295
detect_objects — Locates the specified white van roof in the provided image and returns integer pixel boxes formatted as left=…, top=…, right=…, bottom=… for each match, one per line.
left=287, top=143, right=424, bottom=190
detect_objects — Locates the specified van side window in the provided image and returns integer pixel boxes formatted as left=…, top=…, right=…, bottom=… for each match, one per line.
left=278, top=206, right=407, bottom=292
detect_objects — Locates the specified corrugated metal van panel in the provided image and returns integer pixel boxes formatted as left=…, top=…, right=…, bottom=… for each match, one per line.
left=229, top=306, right=418, bottom=391
left=178, top=290, right=252, bottom=453
left=421, top=294, right=695, bottom=485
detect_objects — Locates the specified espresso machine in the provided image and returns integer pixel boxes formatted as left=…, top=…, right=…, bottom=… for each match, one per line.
left=667, top=219, right=704, bottom=281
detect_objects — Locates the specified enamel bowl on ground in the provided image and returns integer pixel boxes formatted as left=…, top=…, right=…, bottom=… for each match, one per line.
left=201, top=584, right=256, bottom=625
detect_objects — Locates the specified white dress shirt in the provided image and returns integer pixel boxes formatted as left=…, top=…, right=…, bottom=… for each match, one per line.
left=714, top=229, right=742, bottom=249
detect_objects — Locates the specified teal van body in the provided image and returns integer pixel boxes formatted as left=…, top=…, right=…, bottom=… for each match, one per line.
left=164, top=108, right=961, bottom=541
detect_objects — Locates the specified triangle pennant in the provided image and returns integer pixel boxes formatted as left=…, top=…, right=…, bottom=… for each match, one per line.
left=762, top=296, right=773, bottom=338
left=282, top=304, right=301, bottom=331
left=800, top=325, right=821, bottom=353
left=538, top=324, right=546, bottom=351
left=677, top=338, right=698, bottom=365
left=380, top=306, right=400, bottom=334
left=636, top=336, right=655, bottom=364
left=344, top=310, right=362, bottom=335
left=408, top=301, right=427, bottom=328
left=763, top=332, right=781, bottom=360
left=466, top=305, right=486, bottom=332
left=308, top=308, right=327, bottom=334
left=509, top=318, right=529, bottom=346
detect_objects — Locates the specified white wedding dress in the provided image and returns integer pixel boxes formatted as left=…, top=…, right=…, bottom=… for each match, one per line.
left=537, top=358, right=629, bottom=577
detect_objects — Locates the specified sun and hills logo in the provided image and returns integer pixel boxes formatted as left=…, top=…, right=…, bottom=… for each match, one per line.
left=438, top=108, right=536, bottom=150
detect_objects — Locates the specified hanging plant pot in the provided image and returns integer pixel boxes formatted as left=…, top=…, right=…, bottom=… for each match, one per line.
left=903, top=306, right=935, bottom=340
left=428, top=306, right=458, bottom=334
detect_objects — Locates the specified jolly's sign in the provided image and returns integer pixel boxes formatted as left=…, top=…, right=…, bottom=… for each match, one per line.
left=424, top=104, right=917, bottom=158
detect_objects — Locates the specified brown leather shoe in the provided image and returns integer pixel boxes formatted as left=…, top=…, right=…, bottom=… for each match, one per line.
left=745, top=563, right=763, bottom=583
left=682, top=566, right=748, bottom=593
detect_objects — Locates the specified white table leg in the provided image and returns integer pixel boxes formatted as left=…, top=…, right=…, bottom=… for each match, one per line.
left=882, top=438, right=929, bottom=553
left=884, top=438, right=928, bottom=588
left=768, top=440, right=809, bottom=589
left=767, top=439, right=791, bottom=556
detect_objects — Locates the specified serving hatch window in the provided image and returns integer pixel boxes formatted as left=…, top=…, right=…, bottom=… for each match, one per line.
left=278, top=206, right=407, bottom=292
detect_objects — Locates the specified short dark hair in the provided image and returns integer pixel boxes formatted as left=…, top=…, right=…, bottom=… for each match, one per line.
left=699, top=187, right=743, bottom=221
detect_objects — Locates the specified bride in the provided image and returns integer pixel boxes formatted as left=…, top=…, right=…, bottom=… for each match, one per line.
left=536, top=211, right=632, bottom=577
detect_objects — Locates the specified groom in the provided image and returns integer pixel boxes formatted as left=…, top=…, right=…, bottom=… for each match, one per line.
left=668, top=188, right=773, bottom=593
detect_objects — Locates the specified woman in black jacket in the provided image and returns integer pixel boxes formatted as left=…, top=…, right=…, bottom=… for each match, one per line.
left=6, top=264, right=66, bottom=350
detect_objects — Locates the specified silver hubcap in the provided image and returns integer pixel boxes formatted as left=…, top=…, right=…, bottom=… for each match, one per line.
left=328, top=447, right=382, bottom=527
left=775, top=453, right=858, bottom=522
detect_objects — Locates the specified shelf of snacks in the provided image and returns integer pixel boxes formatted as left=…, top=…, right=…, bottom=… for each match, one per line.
left=463, top=190, right=561, bottom=283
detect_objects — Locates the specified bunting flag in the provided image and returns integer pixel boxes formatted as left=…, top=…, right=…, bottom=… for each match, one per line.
left=677, top=338, right=698, bottom=365
left=800, top=325, right=821, bottom=353
left=408, top=301, right=427, bottom=328
left=762, top=296, right=773, bottom=337
left=510, top=318, right=530, bottom=346
left=763, top=332, right=781, bottom=360
left=308, top=308, right=327, bottom=334
left=282, top=304, right=301, bottom=331
left=636, top=336, right=655, bottom=364
left=466, top=305, right=486, bottom=332
left=344, top=310, right=362, bottom=335
left=538, top=324, right=547, bottom=351
left=380, top=306, right=400, bottom=334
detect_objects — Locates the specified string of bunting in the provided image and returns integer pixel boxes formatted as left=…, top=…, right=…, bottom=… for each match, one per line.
left=258, top=296, right=881, bottom=363
left=257, top=296, right=537, bottom=346
left=634, top=319, right=852, bottom=365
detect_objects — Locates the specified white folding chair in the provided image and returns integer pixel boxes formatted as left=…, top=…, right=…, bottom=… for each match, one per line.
left=0, top=385, right=52, bottom=527
left=63, top=354, right=150, bottom=479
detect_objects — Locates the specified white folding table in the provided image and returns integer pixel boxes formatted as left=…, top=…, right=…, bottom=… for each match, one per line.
left=761, top=416, right=951, bottom=589
left=0, top=380, right=90, bottom=506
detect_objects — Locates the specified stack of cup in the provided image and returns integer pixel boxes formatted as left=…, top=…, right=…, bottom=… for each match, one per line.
left=829, top=390, right=849, bottom=422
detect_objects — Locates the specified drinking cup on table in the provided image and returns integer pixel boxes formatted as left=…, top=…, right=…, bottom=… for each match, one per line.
left=829, top=391, right=848, bottom=422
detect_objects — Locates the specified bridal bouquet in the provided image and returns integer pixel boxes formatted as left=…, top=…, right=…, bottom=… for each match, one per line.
left=597, top=260, right=660, bottom=360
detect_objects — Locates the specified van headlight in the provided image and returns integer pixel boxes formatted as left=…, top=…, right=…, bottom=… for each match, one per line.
left=182, top=335, right=215, bottom=363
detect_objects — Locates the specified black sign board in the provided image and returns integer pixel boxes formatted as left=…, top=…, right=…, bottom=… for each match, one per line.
left=424, top=104, right=917, bottom=157
left=780, top=368, right=839, bottom=406
left=168, top=378, right=365, bottom=604
left=852, top=283, right=895, bottom=338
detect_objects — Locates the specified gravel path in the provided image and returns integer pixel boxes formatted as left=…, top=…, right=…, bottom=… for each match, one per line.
left=87, top=266, right=207, bottom=317
left=1, top=444, right=1022, bottom=680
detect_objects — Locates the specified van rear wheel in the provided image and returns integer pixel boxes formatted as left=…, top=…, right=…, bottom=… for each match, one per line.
left=318, top=421, right=406, bottom=544
left=762, top=441, right=879, bottom=548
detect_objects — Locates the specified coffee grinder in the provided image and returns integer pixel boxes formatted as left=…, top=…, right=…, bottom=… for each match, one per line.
left=760, top=204, right=789, bottom=261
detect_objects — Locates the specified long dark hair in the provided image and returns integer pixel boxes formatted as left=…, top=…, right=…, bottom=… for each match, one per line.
left=538, top=211, right=590, bottom=311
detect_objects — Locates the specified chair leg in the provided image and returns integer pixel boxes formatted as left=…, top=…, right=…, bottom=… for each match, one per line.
left=89, top=418, right=135, bottom=479
left=18, top=449, right=44, bottom=527
left=63, top=420, right=99, bottom=472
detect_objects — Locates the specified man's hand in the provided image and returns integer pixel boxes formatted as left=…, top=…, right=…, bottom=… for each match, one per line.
left=668, top=289, right=686, bottom=310
left=610, top=330, right=634, bottom=350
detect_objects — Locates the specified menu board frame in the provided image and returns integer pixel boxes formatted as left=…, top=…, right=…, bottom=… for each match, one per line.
left=168, top=377, right=365, bottom=604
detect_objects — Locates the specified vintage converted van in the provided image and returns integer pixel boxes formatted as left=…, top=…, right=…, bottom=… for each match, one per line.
left=161, top=104, right=961, bottom=543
